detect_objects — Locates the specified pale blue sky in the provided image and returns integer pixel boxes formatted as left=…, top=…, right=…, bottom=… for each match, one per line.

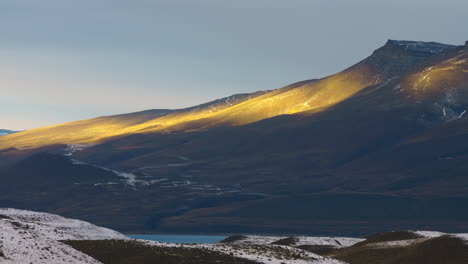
left=1, top=0, right=467, bottom=130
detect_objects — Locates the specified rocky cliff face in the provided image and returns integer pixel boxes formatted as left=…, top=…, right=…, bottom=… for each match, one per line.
left=367, top=40, right=456, bottom=77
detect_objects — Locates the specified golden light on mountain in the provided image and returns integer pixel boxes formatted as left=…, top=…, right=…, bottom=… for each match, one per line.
left=138, top=63, right=380, bottom=133
left=0, top=62, right=380, bottom=150
left=4, top=40, right=463, bottom=151
left=404, top=52, right=468, bottom=100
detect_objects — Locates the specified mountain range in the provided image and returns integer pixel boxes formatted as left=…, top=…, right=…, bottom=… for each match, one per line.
left=0, top=39, right=467, bottom=235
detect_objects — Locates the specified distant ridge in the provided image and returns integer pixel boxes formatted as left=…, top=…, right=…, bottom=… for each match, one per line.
left=0, top=129, right=19, bottom=136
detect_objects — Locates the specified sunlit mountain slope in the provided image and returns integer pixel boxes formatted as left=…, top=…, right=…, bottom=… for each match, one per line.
left=404, top=45, right=468, bottom=100
left=0, top=109, right=172, bottom=149
left=82, top=40, right=455, bottom=134
left=401, top=44, right=468, bottom=121
left=0, top=92, right=266, bottom=149
left=0, top=40, right=455, bottom=150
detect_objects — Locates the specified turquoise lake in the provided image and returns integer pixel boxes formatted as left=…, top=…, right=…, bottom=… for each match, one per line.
left=127, top=234, right=228, bottom=244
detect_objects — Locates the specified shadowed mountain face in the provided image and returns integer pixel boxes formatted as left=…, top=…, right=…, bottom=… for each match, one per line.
left=1, top=40, right=468, bottom=235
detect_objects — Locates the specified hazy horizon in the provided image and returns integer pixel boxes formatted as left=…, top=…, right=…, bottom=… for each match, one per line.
left=1, top=0, right=467, bottom=130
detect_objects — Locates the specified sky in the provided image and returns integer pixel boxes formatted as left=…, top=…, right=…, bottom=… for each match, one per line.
left=1, top=0, right=467, bottom=130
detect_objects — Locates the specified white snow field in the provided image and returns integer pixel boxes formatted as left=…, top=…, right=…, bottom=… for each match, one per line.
left=225, top=235, right=364, bottom=248
left=413, top=230, right=468, bottom=245
left=362, top=230, right=468, bottom=249
left=140, top=240, right=347, bottom=264
left=2, top=208, right=467, bottom=264
left=0, top=208, right=127, bottom=264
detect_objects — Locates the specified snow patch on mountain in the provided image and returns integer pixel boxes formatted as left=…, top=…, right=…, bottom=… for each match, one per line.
left=412, top=230, right=447, bottom=238
left=0, top=208, right=127, bottom=264
left=140, top=240, right=345, bottom=264
left=454, top=234, right=468, bottom=244
left=412, top=231, right=468, bottom=245
left=225, top=235, right=363, bottom=248
left=65, top=144, right=90, bottom=156
left=231, top=235, right=284, bottom=245
left=295, top=236, right=364, bottom=248
left=0, top=220, right=100, bottom=264
left=369, top=238, right=429, bottom=249
left=0, top=208, right=127, bottom=241
left=71, top=159, right=140, bottom=187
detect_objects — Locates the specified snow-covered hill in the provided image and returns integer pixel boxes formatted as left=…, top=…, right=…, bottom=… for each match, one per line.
left=223, top=235, right=364, bottom=248
left=0, top=208, right=127, bottom=241
left=0, top=208, right=346, bottom=264
left=1, top=208, right=467, bottom=264
left=412, top=230, right=468, bottom=243
left=0, top=208, right=127, bottom=264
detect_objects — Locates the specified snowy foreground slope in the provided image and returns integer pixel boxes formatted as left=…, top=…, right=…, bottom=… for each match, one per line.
left=1, top=208, right=467, bottom=264
left=140, top=240, right=346, bottom=264
left=0, top=208, right=346, bottom=264
left=0, top=208, right=127, bottom=241
left=0, top=208, right=127, bottom=264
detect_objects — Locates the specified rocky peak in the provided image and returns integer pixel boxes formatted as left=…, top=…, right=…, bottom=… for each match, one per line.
left=365, top=40, right=455, bottom=78
left=384, top=40, right=456, bottom=54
